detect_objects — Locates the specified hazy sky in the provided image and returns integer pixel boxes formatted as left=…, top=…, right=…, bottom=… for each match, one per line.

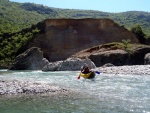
left=10, top=0, right=150, bottom=13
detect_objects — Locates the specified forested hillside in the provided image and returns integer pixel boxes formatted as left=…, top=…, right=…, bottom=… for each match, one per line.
left=0, top=0, right=150, bottom=67
left=0, top=0, right=150, bottom=35
left=0, top=0, right=57, bottom=35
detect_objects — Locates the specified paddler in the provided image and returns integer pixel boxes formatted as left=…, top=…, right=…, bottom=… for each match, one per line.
left=81, top=63, right=90, bottom=74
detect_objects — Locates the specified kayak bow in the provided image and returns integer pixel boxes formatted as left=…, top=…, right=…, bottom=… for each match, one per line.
left=79, top=71, right=95, bottom=79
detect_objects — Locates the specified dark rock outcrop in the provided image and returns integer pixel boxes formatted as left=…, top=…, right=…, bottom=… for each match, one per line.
left=23, top=19, right=139, bottom=62
left=72, top=45, right=150, bottom=66
left=0, top=65, right=10, bottom=69
left=130, top=46, right=150, bottom=65
left=42, top=58, right=96, bottom=71
left=10, top=47, right=49, bottom=70
left=89, top=49, right=130, bottom=67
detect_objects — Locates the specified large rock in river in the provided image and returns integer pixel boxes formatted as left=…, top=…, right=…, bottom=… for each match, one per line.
left=10, top=47, right=49, bottom=70
left=42, top=58, right=96, bottom=71
left=144, top=53, right=150, bottom=64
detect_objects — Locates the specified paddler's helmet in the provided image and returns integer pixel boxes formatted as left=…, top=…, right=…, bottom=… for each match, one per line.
left=83, top=63, right=88, bottom=67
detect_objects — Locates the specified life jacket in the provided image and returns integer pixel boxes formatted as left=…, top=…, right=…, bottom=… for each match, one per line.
left=82, top=66, right=90, bottom=74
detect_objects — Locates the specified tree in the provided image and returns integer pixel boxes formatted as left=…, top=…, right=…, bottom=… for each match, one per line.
left=131, top=24, right=145, bottom=44
left=0, top=0, right=9, bottom=3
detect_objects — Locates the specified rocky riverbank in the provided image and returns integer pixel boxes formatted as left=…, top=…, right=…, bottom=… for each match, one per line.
left=0, top=79, right=68, bottom=95
left=96, top=65, right=150, bottom=75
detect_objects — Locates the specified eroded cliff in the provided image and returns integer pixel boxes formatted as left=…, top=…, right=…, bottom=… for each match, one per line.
left=25, top=18, right=139, bottom=62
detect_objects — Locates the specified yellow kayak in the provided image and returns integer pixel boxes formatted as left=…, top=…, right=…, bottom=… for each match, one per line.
left=80, top=71, right=95, bottom=79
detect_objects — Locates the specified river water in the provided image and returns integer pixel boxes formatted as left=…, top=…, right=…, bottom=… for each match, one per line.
left=0, top=69, right=150, bottom=113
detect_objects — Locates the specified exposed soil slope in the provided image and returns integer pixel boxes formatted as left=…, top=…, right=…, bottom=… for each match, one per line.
left=24, top=19, right=139, bottom=62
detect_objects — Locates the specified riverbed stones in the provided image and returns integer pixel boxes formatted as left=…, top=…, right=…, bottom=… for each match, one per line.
left=42, top=58, right=96, bottom=71
left=9, top=47, right=49, bottom=70
left=0, top=79, right=68, bottom=95
left=96, top=65, right=150, bottom=75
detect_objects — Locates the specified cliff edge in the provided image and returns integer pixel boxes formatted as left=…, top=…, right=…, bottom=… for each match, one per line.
left=24, top=18, right=139, bottom=62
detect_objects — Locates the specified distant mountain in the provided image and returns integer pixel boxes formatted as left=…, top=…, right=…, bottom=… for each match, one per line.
left=0, top=0, right=150, bottom=35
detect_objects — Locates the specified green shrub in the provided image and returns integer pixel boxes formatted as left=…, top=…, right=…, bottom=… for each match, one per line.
left=122, top=39, right=131, bottom=50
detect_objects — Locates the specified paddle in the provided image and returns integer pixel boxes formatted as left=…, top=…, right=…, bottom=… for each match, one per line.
left=77, top=75, right=80, bottom=79
left=95, top=71, right=100, bottom=74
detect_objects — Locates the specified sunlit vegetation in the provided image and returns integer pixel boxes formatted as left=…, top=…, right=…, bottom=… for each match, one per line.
left=131, top=24, right=146, bottom=43
left=0, top=26, right=40, bottom=66
left=122, top=39, right=131, bottom=50
left=101, top=42, right=145, bottom=53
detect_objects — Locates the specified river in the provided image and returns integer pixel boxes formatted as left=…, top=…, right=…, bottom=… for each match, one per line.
left=0, top=69, right=150, bottom=113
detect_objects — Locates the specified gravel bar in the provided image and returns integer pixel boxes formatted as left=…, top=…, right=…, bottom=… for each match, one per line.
left=0, top=79, right=68, bottom=95
left=96, top=65, right=150, bottom=75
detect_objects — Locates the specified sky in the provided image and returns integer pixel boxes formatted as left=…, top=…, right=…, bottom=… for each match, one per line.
left=10, top=0, right=150, bottom=13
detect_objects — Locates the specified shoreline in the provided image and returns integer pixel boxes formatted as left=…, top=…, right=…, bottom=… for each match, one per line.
left=96, top=65, right=150, bottom=75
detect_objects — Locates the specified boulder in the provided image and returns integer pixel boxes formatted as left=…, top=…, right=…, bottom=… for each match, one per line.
left=42, top=61, right=63, bottom=71
left=42, top=58, right=96, bottom=71
left=102, top=63, right=115, bottom=67
left=144, top=53, right=150, bottom=64
left=89, top=49, right=130, bottom=67
left=10, top=47, right=49, bottom=70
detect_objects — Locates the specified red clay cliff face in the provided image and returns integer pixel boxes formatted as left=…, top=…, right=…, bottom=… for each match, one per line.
left=27, top=19, right=139, bottom=62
